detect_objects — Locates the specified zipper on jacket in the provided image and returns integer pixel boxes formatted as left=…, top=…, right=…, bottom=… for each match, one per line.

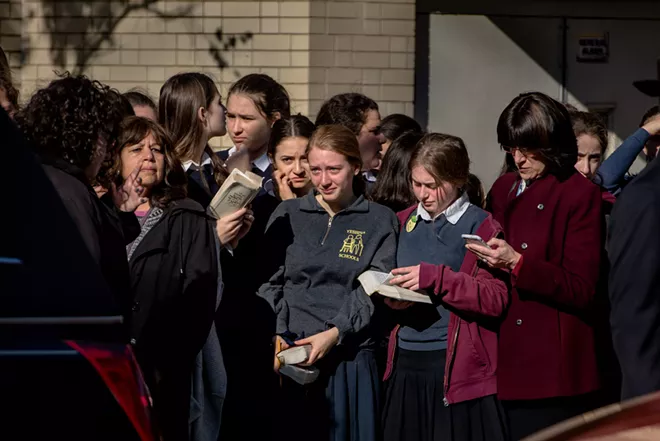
left=444, top=253, right=483, bottom=407
left=320, top=216, right=333, bottom=245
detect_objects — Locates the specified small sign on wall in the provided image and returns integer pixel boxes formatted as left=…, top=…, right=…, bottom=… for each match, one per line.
left=577, top=33, right=609, bottom=63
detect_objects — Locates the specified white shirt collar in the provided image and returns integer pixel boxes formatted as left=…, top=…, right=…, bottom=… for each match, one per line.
left=182, top=153, right=212, bottom=172
left=227, top=146, right=271, bottom=173
left=416, top=192, right=471, bottom=224
left=363, top=170, right=377, bottom=183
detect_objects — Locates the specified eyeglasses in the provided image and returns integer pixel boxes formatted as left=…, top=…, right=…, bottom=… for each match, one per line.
left=502, top=146, right=529, bottom=156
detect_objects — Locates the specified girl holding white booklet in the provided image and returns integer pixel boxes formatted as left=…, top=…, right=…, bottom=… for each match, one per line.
left=381, top=134, right=510, bottom=441
left=258, top=125, right=398, bottom=441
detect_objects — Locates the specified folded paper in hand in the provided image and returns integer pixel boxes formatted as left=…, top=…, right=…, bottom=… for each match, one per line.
left=276, top=344, right=319, bottom=385
left=207, top=168, right=263, bottom=219
left=277, top=345, right=312, bottom=366
left=358, top=270, right=432, bottom=304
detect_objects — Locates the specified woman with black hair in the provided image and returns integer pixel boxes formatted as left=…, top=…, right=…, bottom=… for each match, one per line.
left=467, top=92, right=603, bottom=439
left=369, top=130, right=422, bottom=212
left=16, top=74, right=141, bottom=317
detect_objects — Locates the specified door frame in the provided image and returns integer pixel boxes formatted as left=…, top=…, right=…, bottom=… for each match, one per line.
left=414, top=1, right=660, bottom=128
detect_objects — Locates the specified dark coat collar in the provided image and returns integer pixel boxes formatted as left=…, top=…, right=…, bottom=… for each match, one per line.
left=39, top=156, right=92, bottom=188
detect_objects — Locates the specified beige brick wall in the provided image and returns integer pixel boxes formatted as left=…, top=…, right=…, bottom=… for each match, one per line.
left=3, top=0, right=415, bottom=148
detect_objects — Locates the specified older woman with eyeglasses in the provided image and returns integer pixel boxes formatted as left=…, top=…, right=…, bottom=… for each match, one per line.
left=466, top=92, right=604, bottom=440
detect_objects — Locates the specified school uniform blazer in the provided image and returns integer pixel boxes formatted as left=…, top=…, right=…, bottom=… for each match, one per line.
left=487, top=171, right=603, bottom=401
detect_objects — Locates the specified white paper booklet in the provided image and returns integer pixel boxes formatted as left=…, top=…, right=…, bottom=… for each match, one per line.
left=207, top=168, right=263, bottom=219
left=357, top=270, right=432, bottom=304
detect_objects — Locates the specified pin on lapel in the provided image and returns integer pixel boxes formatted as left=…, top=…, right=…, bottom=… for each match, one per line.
left=406, top=215, right=418, bottom=233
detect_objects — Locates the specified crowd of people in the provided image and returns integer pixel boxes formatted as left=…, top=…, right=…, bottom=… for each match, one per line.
left=3, top=44, right=660, bottom=441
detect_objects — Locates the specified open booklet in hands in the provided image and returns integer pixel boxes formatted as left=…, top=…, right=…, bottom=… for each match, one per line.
left=207, top=168, right=263, bottom=219
left=358, top=270, right=432, bottom=304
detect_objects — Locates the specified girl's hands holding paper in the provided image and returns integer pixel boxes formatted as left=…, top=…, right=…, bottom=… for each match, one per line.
left=296, top=328, right=339, bottom=366
left=389, top=265, right=421, bottom=291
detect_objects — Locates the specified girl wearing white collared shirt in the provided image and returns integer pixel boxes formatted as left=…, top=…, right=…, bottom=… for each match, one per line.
left=158, top=72, right=252, bottom=247
left=383, top=134, right=509, bottom=441
left=222, top=73, right=292, bottom=196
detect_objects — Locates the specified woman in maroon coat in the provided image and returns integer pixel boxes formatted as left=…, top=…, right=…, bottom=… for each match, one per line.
left=467, top=92, right=603, bottom=440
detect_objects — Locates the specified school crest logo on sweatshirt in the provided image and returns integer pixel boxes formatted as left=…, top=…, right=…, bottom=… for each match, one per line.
left=339, top=230, right=365, bottom=262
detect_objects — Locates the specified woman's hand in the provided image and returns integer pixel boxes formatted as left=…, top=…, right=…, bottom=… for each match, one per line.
left=215, top=207, right=249, bottom=247
left=296, top=328, right=339, bottom=366
left=389, top=265, right=421, bottom=291
left=466, top=238, right=521, bottom=271
left=273, top=170, right=296, bottom=200
left=111, top=163, right=147, bottom=212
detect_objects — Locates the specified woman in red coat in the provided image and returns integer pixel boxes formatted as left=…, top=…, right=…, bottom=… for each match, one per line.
left=467, top=92, right=603, bottom=440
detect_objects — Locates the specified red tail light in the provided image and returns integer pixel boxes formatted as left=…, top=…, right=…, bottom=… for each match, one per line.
left=66, top=341, right=157, bottom=441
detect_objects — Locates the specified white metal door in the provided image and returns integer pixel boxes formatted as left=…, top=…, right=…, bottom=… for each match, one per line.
left=428, top=15, right=563, bottom=189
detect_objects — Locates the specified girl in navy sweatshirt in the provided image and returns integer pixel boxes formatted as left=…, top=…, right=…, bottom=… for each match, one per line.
left=258, top=125, right=398, bottom=441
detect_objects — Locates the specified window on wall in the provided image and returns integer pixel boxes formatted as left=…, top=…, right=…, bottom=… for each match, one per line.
left=588, top=103, right=616, bottom=156
left=588, top=104, right=615, bottom=131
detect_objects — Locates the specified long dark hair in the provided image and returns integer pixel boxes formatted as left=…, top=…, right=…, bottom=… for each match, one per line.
left=110, top=117, right=187, bottom=209
left=369, top=131, right=422, bottom=212
left=159, top=72, right=228, bottom=188
left=497, top=92, right=577, bottom=180
left=466, top=173, right=486, bottom=208
left=228, top=73, right=291, bottom=120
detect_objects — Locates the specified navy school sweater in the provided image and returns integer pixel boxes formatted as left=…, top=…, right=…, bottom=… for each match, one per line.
left=397, top=194, right=488, bottom=351
left=257, top=191, right=398, bottom=348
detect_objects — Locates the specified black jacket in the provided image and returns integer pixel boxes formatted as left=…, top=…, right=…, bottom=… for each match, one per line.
left=609, top=156, right=660, bottom=400
left=41, top=158, right=136, bottom=318
left=128, top=198, right=219, bottom=440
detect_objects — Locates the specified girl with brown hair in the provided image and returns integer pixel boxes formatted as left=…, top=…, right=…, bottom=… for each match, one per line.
left=383, top=133, right=509, bottom=441
left=258, top=125, right=398, bottom=441
left=222, top=73, right=291, bottom=193
left=213, top=73, right=291, bottom=439
left=158, top=72, right=252, bottom=248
